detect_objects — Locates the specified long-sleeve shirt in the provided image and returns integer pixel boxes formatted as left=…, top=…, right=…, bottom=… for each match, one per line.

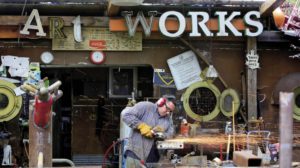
left=122, top=101, right=174, bottom=161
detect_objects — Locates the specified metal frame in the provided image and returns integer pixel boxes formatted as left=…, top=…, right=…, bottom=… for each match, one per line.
left=109, top=67, right=137, bottom=98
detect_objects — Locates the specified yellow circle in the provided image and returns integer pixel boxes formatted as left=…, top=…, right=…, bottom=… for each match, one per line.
left=0, top=80, right=22, bottom=121
left=220, top=88, right=240, bottom=117
left=183, top=81, right=220, bottom=121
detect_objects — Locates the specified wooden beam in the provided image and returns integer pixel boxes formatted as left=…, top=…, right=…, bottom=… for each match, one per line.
left=29, top=100, right=53, bottom=167
left=110, top=18, right=246, bottom=32
left=260, top=0, right=285, bottom=17
left=107, top=1, right=120, bottom=16
left=246, top=37, right=257, bottom=125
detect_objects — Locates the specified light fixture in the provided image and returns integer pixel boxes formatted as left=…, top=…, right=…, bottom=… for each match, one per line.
left=40, top=51, right=54, bottom=64
left=110, top=0, right=144, bottom=6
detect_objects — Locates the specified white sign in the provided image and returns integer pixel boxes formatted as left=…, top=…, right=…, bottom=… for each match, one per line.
left=246, top=49, right=260, bottom=69
left=167, top=51, right=202, bottom=90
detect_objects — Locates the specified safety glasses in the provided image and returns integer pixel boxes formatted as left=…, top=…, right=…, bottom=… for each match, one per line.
left=165, top=103, right=173, bottom=113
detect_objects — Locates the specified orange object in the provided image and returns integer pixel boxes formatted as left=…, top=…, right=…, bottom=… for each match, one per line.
left=273, top=7, right=286, bottom=29
left=180, top=123, right=190, bottom=137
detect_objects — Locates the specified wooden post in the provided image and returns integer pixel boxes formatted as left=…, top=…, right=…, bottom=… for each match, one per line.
left=279, top=92, right=293, bottom=168
left=246, top=37, right=257, bottom=124
left=29, top=100, right=52, bottom=167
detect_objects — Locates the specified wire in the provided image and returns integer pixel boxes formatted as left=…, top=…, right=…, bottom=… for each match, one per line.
left=102, top=138, right=128, bottom=168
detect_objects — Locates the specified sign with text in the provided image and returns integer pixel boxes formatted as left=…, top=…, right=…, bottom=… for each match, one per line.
left=246, top=49, right=260, bottom=69
left=52, top=27, right=142, bottom=51
left=167, top=51, right=202, bottom=90
left=153, top=70, right=175, bottom=88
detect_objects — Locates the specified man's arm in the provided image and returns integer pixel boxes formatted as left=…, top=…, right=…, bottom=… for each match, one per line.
left=122, top=102, right=147, bottom=129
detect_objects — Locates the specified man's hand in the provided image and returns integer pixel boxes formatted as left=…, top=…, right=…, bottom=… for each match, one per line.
left=152, top=126, right=164, bottom=133
left=137, top=123, right=153, bottom=138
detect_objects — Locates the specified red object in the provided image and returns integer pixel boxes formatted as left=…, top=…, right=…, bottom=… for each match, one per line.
left=89, top=40, right=107, bottom=49
left=220, top=144, right=223, bottom=161
left=34, top=96, right=53, bottom=128
left=157, top=97, right=166, bottom=107
left=90, top=51, right=106, bottom=64
left=180, top=123, right=189, bottom=137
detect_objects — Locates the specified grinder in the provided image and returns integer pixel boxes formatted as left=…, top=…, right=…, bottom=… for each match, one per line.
left=152, top=130, right=166, bottom=141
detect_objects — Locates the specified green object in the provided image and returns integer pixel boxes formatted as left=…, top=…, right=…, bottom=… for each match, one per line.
left=220, top=88, right=240, bottom=117
left=183, top=81, right=221, bottom=121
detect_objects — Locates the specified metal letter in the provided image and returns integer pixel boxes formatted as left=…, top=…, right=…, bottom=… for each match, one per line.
left=122, top=11, right=156, bottom=37
left=20, top=9, right=46, bottom=36
left=188, top=12, right=213, bottom=37
left=216, top=11, right=242, bottom=36
left=49, top=17, right=66, bottom=39
left=159, top=11, right=186, bottom=38
left=244, top=11, right=263, bottom=37
left=72, top=15, right=83, bottom=42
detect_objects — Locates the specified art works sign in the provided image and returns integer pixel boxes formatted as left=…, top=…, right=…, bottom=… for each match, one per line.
left=19, top=9, right=263, bottom=41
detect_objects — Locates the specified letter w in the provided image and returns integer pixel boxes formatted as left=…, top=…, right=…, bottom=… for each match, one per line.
left=122, top=11, right=156, bottom=37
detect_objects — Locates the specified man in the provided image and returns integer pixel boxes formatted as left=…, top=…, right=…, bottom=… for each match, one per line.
left=122, top=97, right=175, bottom=168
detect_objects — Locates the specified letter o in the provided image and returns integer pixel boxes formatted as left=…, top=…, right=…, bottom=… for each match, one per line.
left=159, top=11, right=186, bottom=38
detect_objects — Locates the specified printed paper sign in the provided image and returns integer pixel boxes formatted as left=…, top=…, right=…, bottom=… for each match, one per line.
left=167, top=50, right=202, bottom=90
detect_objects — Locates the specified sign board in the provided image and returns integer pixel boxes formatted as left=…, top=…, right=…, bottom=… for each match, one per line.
left=246, top=49, right=260, bottom=69
left=167, top=51, right=202, bottom=90
left=153, top=70, right=175, bottom=88
left=52, top=27, right=142, bottom=51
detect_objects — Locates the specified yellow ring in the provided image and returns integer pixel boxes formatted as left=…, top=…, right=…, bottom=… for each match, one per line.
left=183, top=81, right=220, bottom=121
left=220, top=88, right=240, bottom=117
left=0, top=80, right=22, bottom=122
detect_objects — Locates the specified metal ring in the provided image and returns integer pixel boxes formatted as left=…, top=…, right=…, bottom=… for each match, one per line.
left=183, top=81, right=220, bottom=121
left=0, top=80, right=22, bottom=122
left=220, top=88, right=240, bottom=117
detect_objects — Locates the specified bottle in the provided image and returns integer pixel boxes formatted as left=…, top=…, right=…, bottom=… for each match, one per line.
left=180, top=119, right=189, bottom=137
left=225, top=121, right=232, bottom=135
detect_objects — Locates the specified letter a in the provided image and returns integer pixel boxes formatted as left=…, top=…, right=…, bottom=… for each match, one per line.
left=20, top=9, right=46, bottom=36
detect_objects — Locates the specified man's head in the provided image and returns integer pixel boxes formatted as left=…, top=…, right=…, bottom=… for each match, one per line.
left=157, top=98, right=175, bottom=117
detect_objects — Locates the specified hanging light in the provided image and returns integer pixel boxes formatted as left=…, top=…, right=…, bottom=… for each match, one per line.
left=110, top=0, right=144, bottom=6
left=272, top=7, right=286, bottom=29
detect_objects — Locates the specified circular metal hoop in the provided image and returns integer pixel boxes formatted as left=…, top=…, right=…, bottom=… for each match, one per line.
left=220, top=88, right=240, bottom=117
left=0, top=80, right=22, bottom=122
left=183, top=81, right=220, bottom=121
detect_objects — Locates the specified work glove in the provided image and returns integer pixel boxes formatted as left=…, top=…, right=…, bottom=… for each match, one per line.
left=137, top=123, right=153, bottom=138
left=152, top=126, right=164, bottom=133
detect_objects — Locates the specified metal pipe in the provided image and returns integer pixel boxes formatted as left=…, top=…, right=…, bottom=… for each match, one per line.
left=279, top=92, right=293, bottom=168
left=52, top=158, right=75, bottom=167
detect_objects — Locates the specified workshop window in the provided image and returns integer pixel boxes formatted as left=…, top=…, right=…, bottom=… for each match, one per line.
left=109, top=67, right=137, bottom=98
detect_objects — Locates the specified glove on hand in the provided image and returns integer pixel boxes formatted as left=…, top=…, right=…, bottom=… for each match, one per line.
left=137, top=123, right=153, bottom=138
left=152, top=126, right=164, bottom=133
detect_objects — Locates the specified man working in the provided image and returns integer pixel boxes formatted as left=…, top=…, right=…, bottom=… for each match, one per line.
left=122, top=97, right=175, bottom=168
